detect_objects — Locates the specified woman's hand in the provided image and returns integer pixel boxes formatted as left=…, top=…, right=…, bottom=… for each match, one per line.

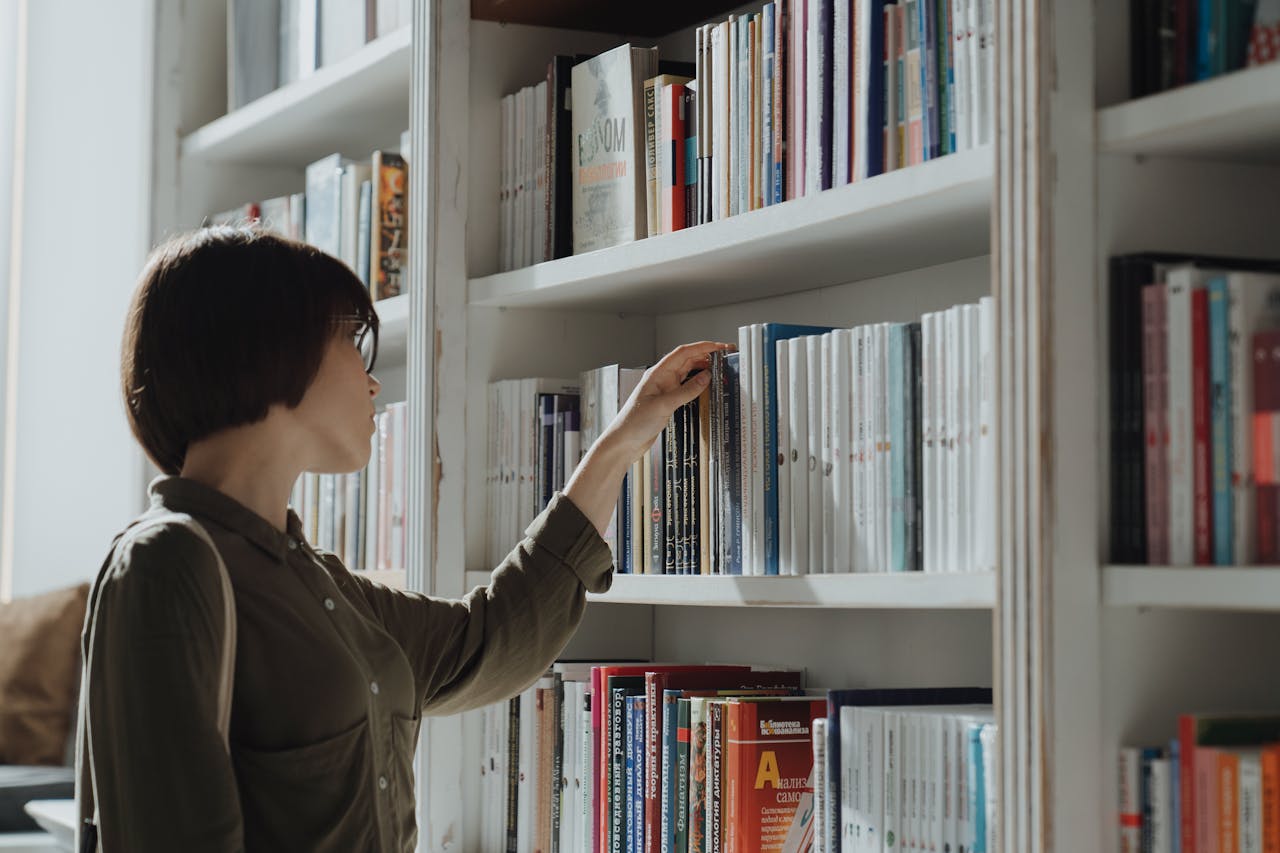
left=563, top=341, right=735, bottom=539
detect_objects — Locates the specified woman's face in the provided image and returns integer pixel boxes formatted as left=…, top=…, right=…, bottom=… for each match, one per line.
left=289, top=320, right=381, bottom=474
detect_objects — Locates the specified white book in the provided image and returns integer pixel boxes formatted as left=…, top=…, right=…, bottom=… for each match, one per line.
left=533, top=80, right=548, bottom=263
left=500, top=94, right=513, bottom=272
left=882, top=710, right=902, bottom=853
left=1118, top=747, right=1140, bottom=853
left=820, top=332, right=835, bottom=572
left=920, top=314, right=936, bottom=572
left=1149, top=757, right=1172, bottom=853
left=789, top=338, right=811, bottom=576
left=813, top=717, right=828, bottom=853
left=513, top=90, right=527, bottom=269
left=980, top=724, right=999, bottom=853
left=727, top=16, right=739, bottom=217
left=790, top=0, right=807, bottom=200
left=852, top=326, right=869, bottom=574
left=1227, top=272, right=1280, bottom=565
left=737, top=15, right=751, bottom=215
left=957, top=305, right=974, bottom=572
left=228, top=0, right=280, bottom=111
left=904, top=710, right=918, bottom=852
left=927, top=713, right=945, bottom=853
left=832, top=0, right=851, bottom=186
left=839, top=705, right=858, bottom=852
left=942, top=715, right=958, bottom=852
left=1165, top=266, right=1217, bottom=566
left=976, top=0, right=994, bottom=145
left=806, top=336, right=825, bottom=576
left=516, top=687, right=535, bottom=853
left=877, top=324, right=892, bottom=573
left=751, top=325, right=768, bottom=575
left=977, top=297, right=996, bottom=572
left=853, top=0, right=874, bottom=181
left=340, top=160, right=371, bottom=273
left=863, top=325, right=879, bottom=572
left=570, top=45, right=656, bottom=254
left=390, top=402, right=407, bottom=569
left=526, top=83, right=540, bottom=266
left=804, top=0, right=820, bottom=195
left=365, top=426, right=380, bottom=569
left=304, top=153, right=351, bottom=257
left=778, top=340, right=793, bottom=576
left=739, top=325, right=756, bottom=575
left=715, top=21, right=732, bottom=220
left=952, top=0, right=971, bottom=152
left=833, top=330, right=853, bottom=573
left=1240, top=752, right=1263, bottom=853
left=319, top=0, right=367, bottom=67
left=343, top=472, right=359, bottom=567
left=945, top=309, right=961, bottom=573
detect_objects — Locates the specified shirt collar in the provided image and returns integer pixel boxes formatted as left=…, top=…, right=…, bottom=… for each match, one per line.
left=148, top=475, right=304, bottom=563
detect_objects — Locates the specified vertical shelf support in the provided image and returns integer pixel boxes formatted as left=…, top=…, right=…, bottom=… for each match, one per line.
left=996, top=0, right=1102, bottom=849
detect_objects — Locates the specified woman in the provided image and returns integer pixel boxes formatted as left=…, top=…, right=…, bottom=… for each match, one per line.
left=76, top=226, right=727, bottom=852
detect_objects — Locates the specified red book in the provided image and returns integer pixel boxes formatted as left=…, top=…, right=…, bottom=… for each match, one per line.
left=723, top=697, right=826, bottom=853
left=1143, top=283, right=1170, bottom=564
left=1255, top=330, right=1280, bottom=562
left=642, top=667, right=803, bottom=853
left=1192, top=289, right=1214, bottom=564
left=661, top=83, right=688, bottom=233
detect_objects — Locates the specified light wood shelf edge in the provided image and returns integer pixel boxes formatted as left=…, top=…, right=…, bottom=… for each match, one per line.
left=1103, top=565, right=1280, bottom=611
left=464, top=569, right=995, bottom=608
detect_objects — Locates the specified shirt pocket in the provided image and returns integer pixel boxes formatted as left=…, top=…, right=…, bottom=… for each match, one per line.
left=233, top=717, right=379, bottom=853
left=389, top=713, right=420, bottom=849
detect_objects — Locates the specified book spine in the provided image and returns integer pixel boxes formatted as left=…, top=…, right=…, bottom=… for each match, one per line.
left=1192, top=288, right=1214, bottom=564
left=709, top=703, right=725, bottom=853
left=676, top=700, right=692, bottom=853
left=1256, top=331, right=1280, bottom=563
left=1262, top=747, right=1280, bottom=853
left=663, top=692, right=680, bottom=853
left=629, top=697, right=647, bottom=853
left=1168, top=275, right=1195, bottom=566
left=1209, top=277, right=1234, bottom=564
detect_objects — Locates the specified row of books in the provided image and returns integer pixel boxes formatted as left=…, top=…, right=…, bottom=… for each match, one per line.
left=499, top=0, right=994, bottom=272
left=227, top=0, right=411, bottom=110
left=1129, top=0, right=1279, bottom=98
left=1119, top=711, right=1280, bottom=853
left=289, top=401, right=409, bottom=571
left=486, top=298, right=994, bottom=576
left=1108, top=254, right=1280, bottom=566
left=478, top=662, right=996, bottom=853
left=209, top=144, right=409, bottom=302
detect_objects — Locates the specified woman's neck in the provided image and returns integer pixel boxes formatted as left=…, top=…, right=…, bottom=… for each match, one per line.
left=179, top=423, right=299, bottom=533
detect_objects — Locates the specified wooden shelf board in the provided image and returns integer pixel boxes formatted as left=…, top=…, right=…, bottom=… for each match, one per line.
left=182, top=28, right=411, bottom=167
left=470, top=0, right=739, bottom=36
left=1098, top=63, right=1280, bottom=164
left=464, top=569, right=995, bottom=608
left=1103, top=565, right=1280, bottom=611
left=468, top=146, right=993, bottom=313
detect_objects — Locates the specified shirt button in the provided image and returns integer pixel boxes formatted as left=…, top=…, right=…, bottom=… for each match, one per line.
left=378, top=775, right=388, bottom=791
left=323, top=598, right=336, bottom=611
left=370, top=681, right=380, bottom=695
left=288, top=539, right=298, bottom=550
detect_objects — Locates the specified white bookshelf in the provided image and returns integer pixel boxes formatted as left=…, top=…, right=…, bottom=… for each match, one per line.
left=1103, top=566, right=1280, bottom=611
left=469, top=146, right=993, bottom=312
left=1098, top=62, right=1280, bottom=164
left=181, top=26, right=412, bottom=167
left=464, top=570, right=996, bottom=608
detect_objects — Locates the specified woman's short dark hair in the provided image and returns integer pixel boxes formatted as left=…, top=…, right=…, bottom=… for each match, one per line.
left=122, top=226, right=378, bottom=475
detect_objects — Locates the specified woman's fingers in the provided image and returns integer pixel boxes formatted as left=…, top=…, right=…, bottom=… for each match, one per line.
left=656, top=340, right=735, bottom=381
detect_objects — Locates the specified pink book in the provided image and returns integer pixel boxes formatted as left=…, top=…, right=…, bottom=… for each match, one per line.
left=1143, top=283, right=1170, bottom=564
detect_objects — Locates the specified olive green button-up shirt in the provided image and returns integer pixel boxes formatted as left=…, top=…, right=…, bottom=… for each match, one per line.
left=81, top=476, right=613, bottom=852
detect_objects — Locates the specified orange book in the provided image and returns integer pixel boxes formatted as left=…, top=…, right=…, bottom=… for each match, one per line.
left=1220, top=750, right=1240, bottom=853
left=1263, top=745, right=1280, bottom=853
left=723, top=697, right=826, bottom=853
left=370, top=150, right=407, bottom=301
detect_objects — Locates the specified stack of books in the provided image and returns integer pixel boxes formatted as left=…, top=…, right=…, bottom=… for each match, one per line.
left=1129, top=0, right=1280, bottom=97
left=1108, top=254, right=1280, bottom=565
left=479, top=662, right=996, bottom=853
left=498, top=0, right=995, bottom=271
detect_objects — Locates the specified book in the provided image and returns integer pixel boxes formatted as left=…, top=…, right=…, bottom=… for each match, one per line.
left=571, top=45, right=659, bottom=254
left=1256, top=329, right=1280, bottom=562
left=370, top=150, right=408, bottom=300
left=228, top=0, right=280, bottom=110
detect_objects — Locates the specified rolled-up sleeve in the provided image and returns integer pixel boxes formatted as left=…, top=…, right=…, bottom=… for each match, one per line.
left=344, top=492, right=613, bottom=716
left=82, top=525, right=244, bottom=852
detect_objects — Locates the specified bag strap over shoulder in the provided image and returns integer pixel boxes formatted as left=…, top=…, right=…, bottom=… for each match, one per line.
left=75, top=512, right=237, bottom=853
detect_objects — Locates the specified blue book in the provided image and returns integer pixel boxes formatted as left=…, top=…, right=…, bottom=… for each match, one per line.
left=763, top=4, right=776, bottom=207
left=917, top=0, right=939, bottom=159
left=1169, top=737, right=1181, bottom=853
left=969, top=723, right=987, bottom=853
left=627, top=695, right=647, bottom=853
left=540, top=395, right=557, bottom=510
left=723, top=353, right=744, bottom=575
left=888, top=324, right=908, bottom=571
left=760, top=324, right=835, bottom=574
left=1208, top=276, right=1233, bottom=564
left=1140, top=747, right=1163, bottom=853
left=866, top=0, right=888, bottom=177
left=941, top=0, right=956, bottom=154
left=1196, top=0, right=1219, bottom=80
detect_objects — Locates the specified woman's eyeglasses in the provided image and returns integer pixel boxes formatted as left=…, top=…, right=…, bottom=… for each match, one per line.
left=334, top=315, right=379, bottom=374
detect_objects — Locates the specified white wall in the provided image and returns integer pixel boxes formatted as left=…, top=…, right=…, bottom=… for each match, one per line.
left=2, top=0, right=154, bottom=598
